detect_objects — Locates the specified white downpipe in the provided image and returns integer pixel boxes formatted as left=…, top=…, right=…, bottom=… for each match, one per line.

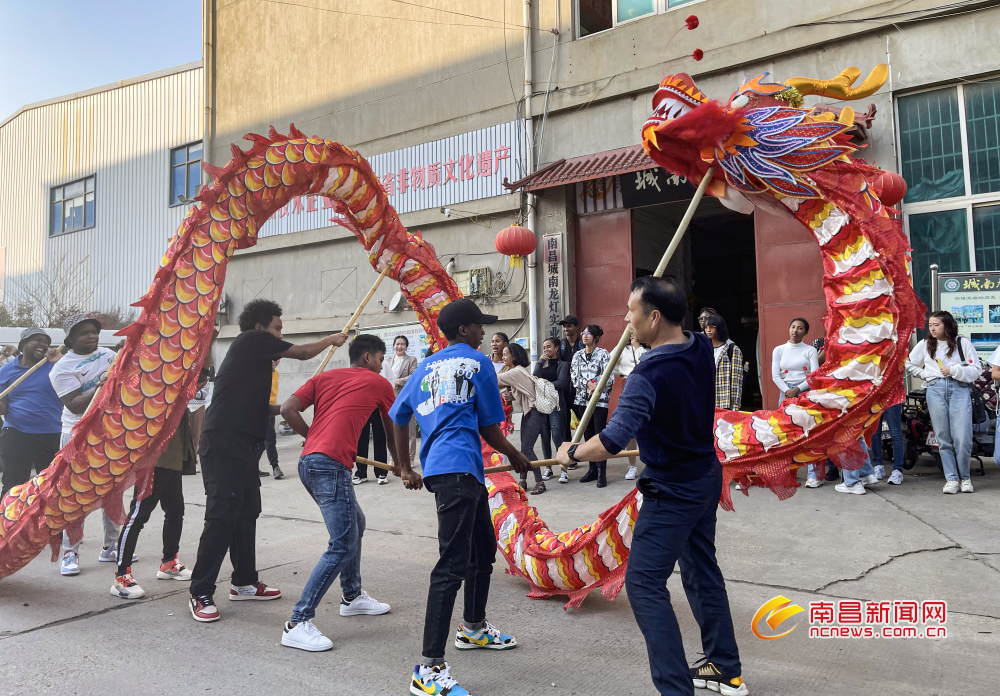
left=523, top=0, right=539, bottom=364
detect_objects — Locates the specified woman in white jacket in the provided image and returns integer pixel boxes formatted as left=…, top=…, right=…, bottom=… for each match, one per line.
left=905, top=311, right=982, bottom=494
left=772, top=318, right=821, bottom=485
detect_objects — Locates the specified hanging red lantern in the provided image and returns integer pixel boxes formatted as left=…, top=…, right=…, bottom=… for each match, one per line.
left=871, top=169, right=907, bottom=207
left=495, top=225, right=537, bottom=268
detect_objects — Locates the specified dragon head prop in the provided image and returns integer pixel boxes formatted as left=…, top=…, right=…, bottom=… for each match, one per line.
left=642, top=65, right=889, bottom=208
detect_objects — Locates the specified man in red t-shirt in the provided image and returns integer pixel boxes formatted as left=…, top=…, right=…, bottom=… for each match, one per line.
left=278, top=334, right=423, bottom=652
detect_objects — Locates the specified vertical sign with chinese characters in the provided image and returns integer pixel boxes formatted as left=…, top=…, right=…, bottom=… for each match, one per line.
left=543, top=234, right=563, bottom=339
left=939, top=272, right=1000, bottom=360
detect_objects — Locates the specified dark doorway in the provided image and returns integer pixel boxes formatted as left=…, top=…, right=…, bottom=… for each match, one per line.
left=631, top=197, right=761, bottom=410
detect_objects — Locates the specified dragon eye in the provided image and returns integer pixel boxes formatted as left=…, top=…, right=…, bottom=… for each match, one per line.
left=731, top=94, right=750, bottom=108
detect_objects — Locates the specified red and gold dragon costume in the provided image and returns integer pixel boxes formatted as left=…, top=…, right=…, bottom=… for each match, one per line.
left=0, top=125, right=460, bottom=579
left=1, top=67, right=923, bottom=614
left=483, top=64, right=923, bottom=608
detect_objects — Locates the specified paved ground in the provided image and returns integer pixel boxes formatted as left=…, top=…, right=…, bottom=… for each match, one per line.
left=1, top=432, right=998, bottom=695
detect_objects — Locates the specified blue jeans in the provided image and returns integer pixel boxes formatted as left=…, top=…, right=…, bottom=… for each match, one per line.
left=926, top=379, right=973, bottom=481
left=870, top=403, right=906, bottom=473
left=626, top=462, right=741, bottom=695
left=291, top=454, right=365, bottom=623
left=842, top=440, right=875, bottom=486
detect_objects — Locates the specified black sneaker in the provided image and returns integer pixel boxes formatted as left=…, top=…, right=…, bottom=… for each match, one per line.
left=272, top=466, right=284, bottom=480
left=258, top=469, right=270, bottom=477
left=691, top=660, right=749, bottom=696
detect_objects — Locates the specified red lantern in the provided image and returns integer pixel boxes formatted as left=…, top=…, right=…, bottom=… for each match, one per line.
left=871, top=169, right=907, bottom=207
left=495, top=225, right=537, bottom=268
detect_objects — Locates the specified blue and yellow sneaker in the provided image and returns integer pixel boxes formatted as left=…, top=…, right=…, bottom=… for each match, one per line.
left=454, top=620, right=517, bottom=650
left=410, top=663, right=469, bottom=696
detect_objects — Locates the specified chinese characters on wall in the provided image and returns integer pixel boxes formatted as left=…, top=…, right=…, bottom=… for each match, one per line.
left=379, top=147, right=510, bottom=195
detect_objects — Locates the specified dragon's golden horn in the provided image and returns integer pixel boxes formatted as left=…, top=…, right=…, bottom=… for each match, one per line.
left=785, top=64, right=888, bottom=101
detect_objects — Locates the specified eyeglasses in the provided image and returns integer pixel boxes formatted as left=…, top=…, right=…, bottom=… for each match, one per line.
left=581, top=330, right=592, bottom=336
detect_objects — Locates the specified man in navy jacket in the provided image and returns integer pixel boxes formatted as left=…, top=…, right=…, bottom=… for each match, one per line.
left=557, top=276, right=746, bottom=696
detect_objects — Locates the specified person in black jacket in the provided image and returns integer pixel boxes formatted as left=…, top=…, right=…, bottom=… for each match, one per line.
left=187, top=299, right=348, bottom=624
left=557, top=276, right=746, bottom=696
left=533, top=337, right=570, bottom=482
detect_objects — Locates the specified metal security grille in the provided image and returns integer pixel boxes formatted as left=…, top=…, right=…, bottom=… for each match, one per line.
left=965, top=82, right=1000, bottom=196
left=908, top=209, right=969, bottom=309
left=898, top=88, right=964, bottom=204
left=974, top=204, right=1000, bottom=271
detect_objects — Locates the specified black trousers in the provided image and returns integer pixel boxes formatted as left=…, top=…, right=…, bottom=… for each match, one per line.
left=255, top=416, right=279, bottom=468
left=116, top=467, right=185, bottom=575
left=571, top=405, right=608, bottom=465
left=422, top=473, right=495, bottom=661
left=626, top=464, right=741, bottom=695
left=354, top=409, right=387, bottom=479
left=189, top=430, right=262, bottom=598
left=0, top=428, right=61, bottom=498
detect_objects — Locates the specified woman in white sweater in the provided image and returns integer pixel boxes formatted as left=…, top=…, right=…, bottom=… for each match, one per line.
left=772, top=318, right=821, bottom=484
left=905, top=311, right=982, bottom=494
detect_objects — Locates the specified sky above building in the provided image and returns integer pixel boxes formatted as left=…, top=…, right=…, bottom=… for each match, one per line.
left=0, top=0, right=201, bottom=122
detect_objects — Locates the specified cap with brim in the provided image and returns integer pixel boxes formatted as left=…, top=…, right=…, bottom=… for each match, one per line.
left=18, top=328, right=50, bottom=351
left=62, top=314, right=102, bottom=343
left=559, top=315, right=579, bottom=326
left=437, top=299, right=498, bottom=330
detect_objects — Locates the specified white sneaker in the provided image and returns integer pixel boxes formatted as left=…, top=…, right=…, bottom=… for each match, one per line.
left=559, top=471, right=569, bottom=484
left=943, top=480, right=960, bottom=494
left=60, top=552, right=80, bottom=576
left=835, top=482, right=866, bottom=495
left=873, top=464, right=885, bottom=480
left=98, top=546, right=138, bottom=563
left=110, top=573, right=145, bottom=600
left=377, top=476, right=389, bottom=485
left=352, top=475, right=365, bottom=485
left=887, top=470, right=904, bottom=485
left=339, top=590, right=390, bottom=616
left=960, top=479, right=974, bottom=493
left=625, top=466, right=637, bottom=480
left=281, top=620, right=333, bottom=652
left=804, top=478, right=822, bottom=488
left=861, top=474, right=879, bottom=487
left=540, top=466, right=552, bottom=480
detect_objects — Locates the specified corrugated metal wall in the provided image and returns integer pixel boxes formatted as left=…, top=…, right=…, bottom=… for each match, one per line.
left=0, top=65, right=203, bottom=315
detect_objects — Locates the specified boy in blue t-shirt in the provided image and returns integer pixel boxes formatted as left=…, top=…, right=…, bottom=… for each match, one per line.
left=390, top=299, right=531, bottom=696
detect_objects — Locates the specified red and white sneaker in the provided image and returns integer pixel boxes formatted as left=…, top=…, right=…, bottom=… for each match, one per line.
left=230, top=582, right=281, bottom=601
left=110, top=570, right=145, bottom=600
left=157, top=556, right=192, bottom=581
left=190, top=595, right=220, bottom=622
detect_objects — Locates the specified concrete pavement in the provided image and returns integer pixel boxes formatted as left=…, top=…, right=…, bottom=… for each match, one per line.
left=1, top=433, right=997, bottom=695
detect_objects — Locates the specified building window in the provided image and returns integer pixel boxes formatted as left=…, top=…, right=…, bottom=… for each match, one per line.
left=170, top=141, right=203, bottom=206
left=50, top=176, right=95, bottom=236
left=577, top=0, right=699, bottom=37
left=897, top=79, right=1000, bottom=308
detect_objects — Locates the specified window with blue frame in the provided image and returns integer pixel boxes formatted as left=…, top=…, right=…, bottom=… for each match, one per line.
left=50, top=176, right=95, bottom=236
left=577, top=0, right=700, bottom=37
left=898, top=79, right=1000, bottom=310
left=170, top=141, right=203, bottom=206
